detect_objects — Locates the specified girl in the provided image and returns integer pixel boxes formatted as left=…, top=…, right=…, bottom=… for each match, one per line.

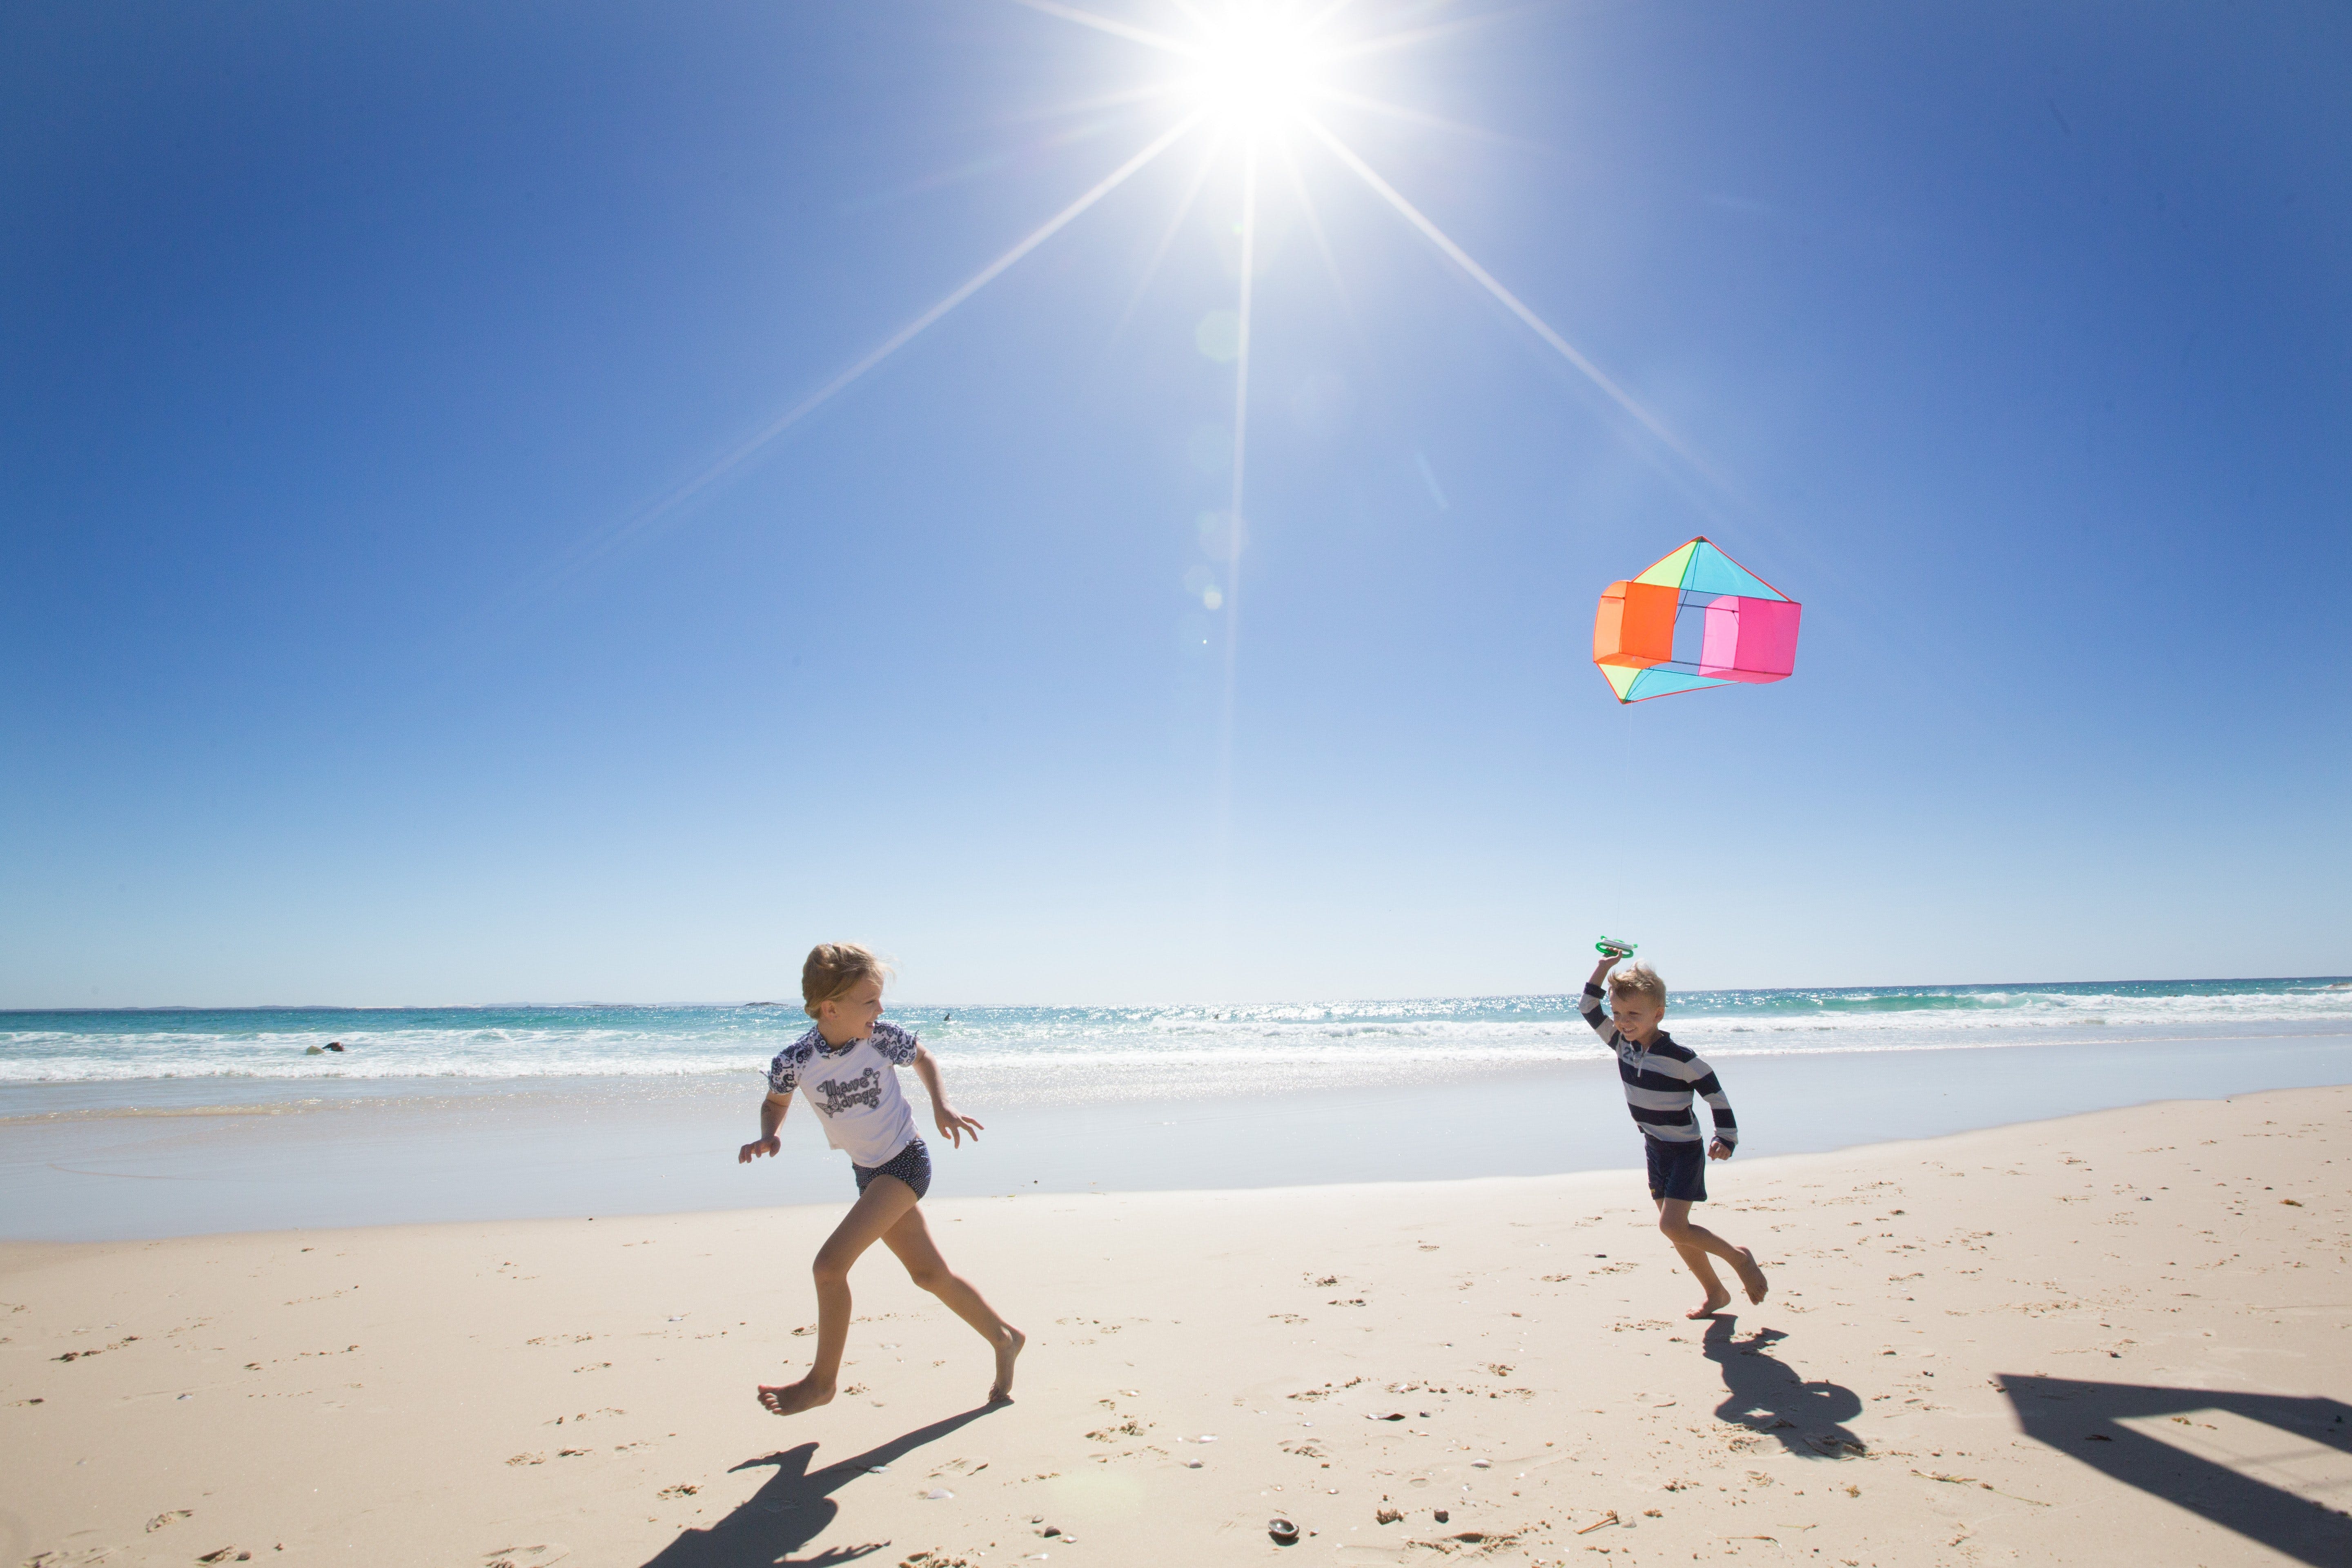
left=737, top=943, right=1023, bottom=1414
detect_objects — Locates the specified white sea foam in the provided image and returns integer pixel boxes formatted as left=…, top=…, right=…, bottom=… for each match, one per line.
left=2, top=981, right=2345, bottom=1090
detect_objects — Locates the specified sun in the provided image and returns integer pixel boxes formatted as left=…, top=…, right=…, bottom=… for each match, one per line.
left=1190, top=6, right=1325, bottom=130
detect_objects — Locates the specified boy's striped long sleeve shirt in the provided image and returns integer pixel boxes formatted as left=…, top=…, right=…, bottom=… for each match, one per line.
left=1580, top=983, right=1738, bottom=1147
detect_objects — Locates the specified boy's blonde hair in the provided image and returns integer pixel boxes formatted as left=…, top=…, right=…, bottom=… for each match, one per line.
left=801, top=942, right=892, bottom=1018
left=1606, top=962, right=1667, bottom=1007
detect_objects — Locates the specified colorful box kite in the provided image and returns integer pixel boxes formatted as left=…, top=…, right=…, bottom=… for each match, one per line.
left=1592, top=536, right=1801, bottom=703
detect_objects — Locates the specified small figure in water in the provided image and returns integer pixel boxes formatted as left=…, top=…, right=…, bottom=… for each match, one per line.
left=739, top=943, right=1021, bottom=1414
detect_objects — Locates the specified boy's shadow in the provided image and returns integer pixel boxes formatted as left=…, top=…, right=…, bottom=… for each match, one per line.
left=640, top=1403, right=1002, bottom=1568
left=1702, top=1320, right=1867, bottom=1459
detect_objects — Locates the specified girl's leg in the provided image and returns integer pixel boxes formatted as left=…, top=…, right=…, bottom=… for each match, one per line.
left=881, top=1203, right=1025, bottom=1402
left=1657, top=1198, right=1767, bottom=1307
left=758, top=1176, right=923, bottom=1416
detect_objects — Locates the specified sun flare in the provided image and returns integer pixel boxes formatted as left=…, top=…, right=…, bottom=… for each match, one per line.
left=604, top=1, right=1710, bottom=633
left=607, top=2, right=1709, bottom=556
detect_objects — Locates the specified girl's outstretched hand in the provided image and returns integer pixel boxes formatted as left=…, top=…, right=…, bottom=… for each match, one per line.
left=934, top=1106, right=985, bottom=1147
left=738, top=1136, right=780, bottom=1163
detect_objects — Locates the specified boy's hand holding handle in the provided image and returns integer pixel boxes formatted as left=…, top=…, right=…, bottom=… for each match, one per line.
left=1708, top=1138, right=1733, bottom=1161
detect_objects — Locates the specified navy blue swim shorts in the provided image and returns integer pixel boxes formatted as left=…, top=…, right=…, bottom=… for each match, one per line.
left=1646, top=1136, right=1708, bottom=1203
left=853, top=1137, right=932, bottom=1201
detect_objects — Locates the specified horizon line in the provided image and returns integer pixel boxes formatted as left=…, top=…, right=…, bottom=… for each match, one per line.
left=6, top=972, right=2347, bottom=1016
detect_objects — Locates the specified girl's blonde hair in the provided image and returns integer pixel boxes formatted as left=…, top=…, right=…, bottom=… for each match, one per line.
left=801, top=942, right=892, bottom=1018
left=1606, top=962, right=1667, bottom=1007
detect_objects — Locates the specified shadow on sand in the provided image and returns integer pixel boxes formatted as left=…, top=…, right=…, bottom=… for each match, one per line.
left=640, top=1403, right=1004, bottom=1568
left=1702, top=1320, right=1868, bottom=1459
left=2000, top=1374, right=2352, bottom=1566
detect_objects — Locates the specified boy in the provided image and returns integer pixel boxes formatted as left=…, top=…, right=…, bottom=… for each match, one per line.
left=738, top=943, right=1023, bottom=1414
left=1581, top=954, right=1768, bottom=1318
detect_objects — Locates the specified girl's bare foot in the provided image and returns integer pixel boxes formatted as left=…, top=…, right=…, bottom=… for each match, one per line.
left=757, top=1376, right=836, bottom=1417
left=1733, top=1247, right=1768, bottom=1304
left=987, top=1326, right=1026, bottom=1404
left=1687, top=1287, right=1732, bottom=1319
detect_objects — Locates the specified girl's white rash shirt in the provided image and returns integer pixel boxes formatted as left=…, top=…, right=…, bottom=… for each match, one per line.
left=767, top=1021, right=922, bottom=1167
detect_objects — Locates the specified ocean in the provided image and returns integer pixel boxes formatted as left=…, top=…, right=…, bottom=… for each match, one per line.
left=7, top=976, right=2350, bottom=1100
left=6, top=978, right=2348, bottom=1240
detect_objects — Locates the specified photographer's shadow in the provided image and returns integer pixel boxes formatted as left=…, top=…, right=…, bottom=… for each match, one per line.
left=2001, top=1374, right=2351, bottom=1567
left=641, top=1403, right=1001, bottom=1568
left=1702, top=1321, right=1867, bottom=1459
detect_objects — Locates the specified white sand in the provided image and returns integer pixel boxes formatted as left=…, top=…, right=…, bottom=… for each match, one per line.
left=4, top=1087, right=2348, bottom=1566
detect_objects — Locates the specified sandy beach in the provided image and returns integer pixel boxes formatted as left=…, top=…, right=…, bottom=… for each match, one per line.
left=4, top=1086, right=2347, bottom=1568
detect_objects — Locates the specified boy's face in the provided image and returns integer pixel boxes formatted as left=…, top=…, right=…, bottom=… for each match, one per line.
left=818, top=976, right=886, bottom=1039
left=1609, top=991, right=1664, bottom=1042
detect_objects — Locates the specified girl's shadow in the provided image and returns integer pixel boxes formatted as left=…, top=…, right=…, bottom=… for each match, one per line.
left=641, top=1403, right=1003, bottom=1567
left=1702, top=1321, right=1867, bottom=1458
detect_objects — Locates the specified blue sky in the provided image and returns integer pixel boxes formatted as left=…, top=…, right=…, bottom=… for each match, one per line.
left=4, top=1, right=2347, bottom=1008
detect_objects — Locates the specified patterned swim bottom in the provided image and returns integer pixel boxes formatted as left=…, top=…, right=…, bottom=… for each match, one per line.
left=852, top=1137, right=932, bottom=1201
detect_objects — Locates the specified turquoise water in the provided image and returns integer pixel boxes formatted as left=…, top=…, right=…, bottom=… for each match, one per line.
left=2, top=977, right=2348, bottom=1104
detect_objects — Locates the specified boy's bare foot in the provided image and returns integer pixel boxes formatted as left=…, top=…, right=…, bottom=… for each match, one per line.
left=987, top=1325, right=1026, bottom=1404
left=1687, top=1287, right=1732, bottom=1319
left=1733, top=1247, right=1768, bottom=1304
left=756, top=1376, right=836, bottom=1417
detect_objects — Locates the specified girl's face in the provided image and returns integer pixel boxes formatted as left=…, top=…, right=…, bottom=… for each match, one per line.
left=818, top=976, right=886, bottom=1040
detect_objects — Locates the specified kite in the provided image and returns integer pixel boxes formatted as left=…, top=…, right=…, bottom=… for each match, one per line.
left=1591, top=536, right=1801, bottom=704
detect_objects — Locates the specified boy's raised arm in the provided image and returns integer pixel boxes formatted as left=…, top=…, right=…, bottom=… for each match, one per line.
left=1580, top=956, right=1620, bottom=1040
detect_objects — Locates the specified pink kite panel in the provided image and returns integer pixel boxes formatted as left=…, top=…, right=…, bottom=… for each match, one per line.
left=1697, top=595, right=1802, bottom=683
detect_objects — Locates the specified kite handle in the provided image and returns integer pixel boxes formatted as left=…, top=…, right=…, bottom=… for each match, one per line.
left=1595, top=936, right=1638, bottom=960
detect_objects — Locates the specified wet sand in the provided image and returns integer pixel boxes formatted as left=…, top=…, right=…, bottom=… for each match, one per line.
left=2, top=1086, right=2348, bottom=1566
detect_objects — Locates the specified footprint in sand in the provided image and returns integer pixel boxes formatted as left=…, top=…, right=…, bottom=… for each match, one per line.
left=483, top=1548, right=570, bottom=1568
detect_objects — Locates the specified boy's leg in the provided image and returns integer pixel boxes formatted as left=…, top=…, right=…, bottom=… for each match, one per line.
left=758, top=1176, right=923, bottom=1416
left=1657, top=1198, right=1768, bottom=1305
left=881, top=1203, right=1025, bottom=1402
left=1656, top=1197, right=1731, bottom=1317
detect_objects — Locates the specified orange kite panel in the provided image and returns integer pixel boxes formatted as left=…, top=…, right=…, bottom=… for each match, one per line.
left=1592, top=579, right=1677, bottom=668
